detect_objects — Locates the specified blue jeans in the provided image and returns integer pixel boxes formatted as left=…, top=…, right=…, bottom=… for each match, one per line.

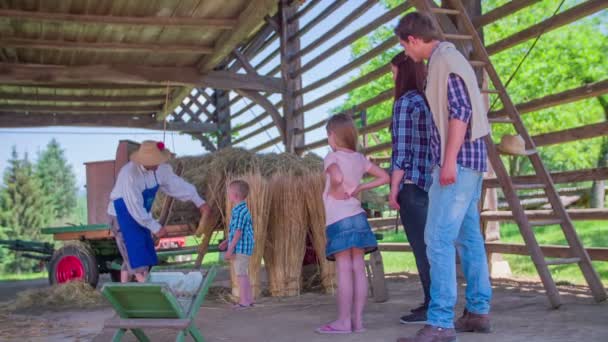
left=425, top=166, right=492, bottom=328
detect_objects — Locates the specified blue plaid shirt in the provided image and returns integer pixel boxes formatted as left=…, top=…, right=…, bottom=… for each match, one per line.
left=430, top=74, right=487, bottom=172
left=390, top=90, right=433, bottom=192
left=228, top=201, right=254, bottom=256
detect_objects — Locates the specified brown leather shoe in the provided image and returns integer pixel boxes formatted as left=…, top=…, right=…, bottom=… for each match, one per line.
left=454, top=309, right=491, bottom=333
left=396, top=325, right=457, bottom=342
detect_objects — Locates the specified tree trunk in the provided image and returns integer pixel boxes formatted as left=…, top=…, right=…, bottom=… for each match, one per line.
left=590, top=95, right=608, bottom=208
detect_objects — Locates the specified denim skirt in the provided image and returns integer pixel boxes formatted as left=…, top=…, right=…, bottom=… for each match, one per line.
left=325, top=212, right=378, bottom=261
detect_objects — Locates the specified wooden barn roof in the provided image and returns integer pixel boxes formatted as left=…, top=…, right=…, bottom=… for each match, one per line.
left=0, top=0, right=278, bottom=131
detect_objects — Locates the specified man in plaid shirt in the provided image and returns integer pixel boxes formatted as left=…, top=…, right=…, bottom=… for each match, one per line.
left=220, top=179, right=255, bottom=309
left=395, top=12, right=492, bottom=342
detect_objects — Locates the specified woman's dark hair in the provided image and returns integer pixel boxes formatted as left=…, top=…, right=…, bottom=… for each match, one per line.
left=390, top=52, right=426, bottom=101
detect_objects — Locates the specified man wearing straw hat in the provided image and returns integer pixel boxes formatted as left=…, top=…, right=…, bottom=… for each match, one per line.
left=107, top=140, right=209, bottom=283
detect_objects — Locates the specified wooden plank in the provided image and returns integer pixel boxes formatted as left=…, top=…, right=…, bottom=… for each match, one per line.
left=472, top=0, right=541, bottom=27
left=105, top=319, right=191, bottom=329
left=296, top=1, right=411, bottom=76
left=369, top=250, right=388, bottom=303
left=362, top=142, right=391, bottom=156
left=480, top=208, right=608, bottom=221
left=0, top=38, right=214, bottom=54
left=53, top=230, right=112, bottom=241
left=0, top=112, right=217, bottom=132
left=289, top=0, right=321, bottom=24
left=489, top=80, right=608, bottom=118
left=293, top=0, right=376, bottom=61
left=295, top=64, right=391, bottom=116
left=252, top=136, right=282, bottom=152
left=0, top=63, right=284, bottom=92
left=292, top=0, right=345, bottom=40
left=236, top=89, right=285, bottom=143
left=379, top=242, right=608, bottom=261
left=0, top=104, right=159, bottom=114
left=532, top=122, right=608, bottom=147
left=233, top=50, right=257, bottom=75
left=296, top=36, right=398, bottom=96
left=233, top=99, right=284, bottom=133
left=233, top=122, right=275, bottom=145
left=0, top=9, right=236, bottom=28
left=0, top=93, right=165, bottom=103
left=487, top=0, right=608, bottom=55
left=484, top=168, right=608, bottom=188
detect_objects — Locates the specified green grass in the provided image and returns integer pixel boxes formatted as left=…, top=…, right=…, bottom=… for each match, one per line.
left=0, top=271, right=46, bottom=282
left=378, top=221, right=608, bottom=285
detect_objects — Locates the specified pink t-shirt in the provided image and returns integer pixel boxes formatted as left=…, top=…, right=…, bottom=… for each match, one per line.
left=323, top=150, right=373, bottom=226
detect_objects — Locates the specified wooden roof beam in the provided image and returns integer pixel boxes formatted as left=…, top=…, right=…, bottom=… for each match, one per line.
left=0, top=63, right=284, bottom=93
left=0, top=93, right=165, bottom=103
left=0, top=104, right=159, bottom=114
left=0, top=112, right=218, bottom=133
left=0, top=38, right=214, bottom=54
left=0, top=9, right=236, bottom=29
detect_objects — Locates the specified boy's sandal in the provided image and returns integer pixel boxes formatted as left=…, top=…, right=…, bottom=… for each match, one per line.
left=315, top=325, right=351, bottom=334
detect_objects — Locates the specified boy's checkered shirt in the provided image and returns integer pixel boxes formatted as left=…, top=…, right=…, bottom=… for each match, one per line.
left=228, top=201, right=255, bottom=256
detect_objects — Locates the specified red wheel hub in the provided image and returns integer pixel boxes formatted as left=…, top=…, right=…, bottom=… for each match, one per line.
left=55, top=255, right=85, bottom=283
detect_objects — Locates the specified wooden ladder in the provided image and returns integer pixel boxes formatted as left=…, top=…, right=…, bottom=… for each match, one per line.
left=415, top=0, right=606, bottom=307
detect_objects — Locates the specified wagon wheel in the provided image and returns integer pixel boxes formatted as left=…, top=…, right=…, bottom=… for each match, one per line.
left=48, top=243, right=99, bottom=288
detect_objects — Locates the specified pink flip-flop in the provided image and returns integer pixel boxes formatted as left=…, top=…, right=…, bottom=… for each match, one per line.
left=353, top=328, right=366, bottom=333
left=315, top=324, right=352, bottom=334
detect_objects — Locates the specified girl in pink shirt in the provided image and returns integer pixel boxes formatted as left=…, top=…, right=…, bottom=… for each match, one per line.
left=316, top=114, right=390, bottom=334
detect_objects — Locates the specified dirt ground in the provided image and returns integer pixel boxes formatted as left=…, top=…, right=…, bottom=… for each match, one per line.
left=1, top=272, right=607, bottom=342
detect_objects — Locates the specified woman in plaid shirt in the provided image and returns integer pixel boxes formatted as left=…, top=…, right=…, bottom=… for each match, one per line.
left=388, top=52, right=434, bottom=324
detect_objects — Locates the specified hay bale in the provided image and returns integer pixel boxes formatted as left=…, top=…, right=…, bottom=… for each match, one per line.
left=303, top=173, right=335, bottom=293
left=1, top=281, right=104, bottom=312
left=264, top=173, right=309, bottom=297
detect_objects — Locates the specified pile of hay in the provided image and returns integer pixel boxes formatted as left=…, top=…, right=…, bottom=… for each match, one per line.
left=152, top=148, right=334, bottom=297
left=1, top=281, right=104, bottom=312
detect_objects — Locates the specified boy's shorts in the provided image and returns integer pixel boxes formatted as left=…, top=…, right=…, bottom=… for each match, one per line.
left=233, top=254, right=250, bottom=276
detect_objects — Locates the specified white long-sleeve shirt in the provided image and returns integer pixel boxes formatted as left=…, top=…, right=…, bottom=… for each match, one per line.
left=107, top=161, right=205, bottom=233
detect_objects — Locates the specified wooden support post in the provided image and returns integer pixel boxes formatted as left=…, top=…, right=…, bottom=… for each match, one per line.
left=279, top=0, right=304, bottom=153
left=213, top=89, right=231, bottom=149
left=368, top=250, right=388, bottom=303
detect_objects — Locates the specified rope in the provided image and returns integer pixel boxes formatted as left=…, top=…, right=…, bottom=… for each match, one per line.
left=162, top=81, right=170, bottom=143
left=489, top=0, right=567, bottom=112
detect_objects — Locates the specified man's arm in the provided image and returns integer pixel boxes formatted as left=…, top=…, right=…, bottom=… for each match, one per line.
left=440, top=74, right=473, bottom=186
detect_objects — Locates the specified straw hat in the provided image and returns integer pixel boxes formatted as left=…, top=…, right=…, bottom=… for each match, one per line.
left=498, top=134, right=527, bottom=155
left=130, top=140, right=171, bottom=166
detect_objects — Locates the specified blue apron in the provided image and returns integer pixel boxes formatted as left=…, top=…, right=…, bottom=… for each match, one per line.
left=113, top=175, right=159, bottom=270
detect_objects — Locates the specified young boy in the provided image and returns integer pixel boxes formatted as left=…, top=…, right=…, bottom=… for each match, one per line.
left=219, top=179, right=255, bottom=309
left=394, top=12, right=492, bottom=342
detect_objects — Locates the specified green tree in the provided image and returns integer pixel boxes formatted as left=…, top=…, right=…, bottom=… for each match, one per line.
left=35, top=139, right=78, bottom=219
left=0, top=147, right=53, bottom=273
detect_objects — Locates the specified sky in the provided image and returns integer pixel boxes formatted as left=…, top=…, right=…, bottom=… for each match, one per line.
left=0, top=1, right=400, bottom=190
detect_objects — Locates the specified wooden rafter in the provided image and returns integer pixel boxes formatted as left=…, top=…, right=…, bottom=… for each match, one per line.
left=0, top=93, right=164, bottom=103
left=163, top=0, right=279, bottom=120
left=0, top=104, right=159, bottom=114
left=0, top=37, right=214, bottom=54
left=489, top=79, right=608, bottom=118
left=0, top=113, right=217, bottom=132
left=0, top=63, right=284, bottom=92
left=0, top=9, right=237, bottom=29
left=236, top=89, right=286, bottom=142
left=486, top=0, right=607, bottom=55
left=472, top=0, right=541, bottom=27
